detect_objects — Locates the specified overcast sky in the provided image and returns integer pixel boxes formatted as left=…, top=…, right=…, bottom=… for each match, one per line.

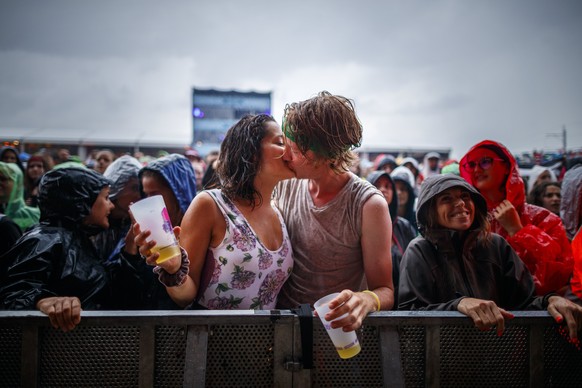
left=1, top=0, right=581, bottom=159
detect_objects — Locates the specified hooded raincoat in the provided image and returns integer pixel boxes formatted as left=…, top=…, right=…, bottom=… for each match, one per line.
left=367, top=171, right=416, bottom=306
left=398, top=175, right=543, bottom=311
left=460, top=140, right=573, bottom=296
left=93, top=155, right=143, bottom=263
left=0, top=162, right=40, bottom=231
left=391, top=166, right=418, bottom=232
left=139, top=154, right=197, bottom=217
left=0, top=168, right=142, bottom=310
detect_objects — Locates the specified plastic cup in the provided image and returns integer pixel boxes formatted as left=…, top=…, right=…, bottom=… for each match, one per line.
left=129, top=195, right=180, bottom=264
left=314, top=292, right=361, bottom=359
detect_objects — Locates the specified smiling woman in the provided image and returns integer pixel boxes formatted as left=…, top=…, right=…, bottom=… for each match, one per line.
left=398, top=174, right=582, bottom=339
left=460, top=140, right=573, bottom=296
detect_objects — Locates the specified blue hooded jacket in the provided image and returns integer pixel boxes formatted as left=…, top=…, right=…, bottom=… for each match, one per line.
left=138, top=154, right=197, bottom=218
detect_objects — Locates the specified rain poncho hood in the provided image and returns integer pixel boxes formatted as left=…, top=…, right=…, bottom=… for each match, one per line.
left=422, top=151, right=441, bottom=178
left=104, top=155, right=143, bottom=201
left=139, top=154, right=197, bottom=216
left=460, top=140, right=573, bottom=295
left=391, top=166, right=417, bottom=230
left=373, top=154, right=397, bottom=171
left=560, top=164, right=582, bottom=240
left=367, top=170, right=398, bottom=221
left=416, top=174, right=487, bottom=237
left=39, top=167, right=111, bottom=231
left=0, top=162, right=40, bottom=231
left=460, top=140, right=524, bottom=211
left=401, top=157, right=420, bottom=172
left=0, top=146, right=25, bottom=173
left=525, top=165, right=557, bottom=196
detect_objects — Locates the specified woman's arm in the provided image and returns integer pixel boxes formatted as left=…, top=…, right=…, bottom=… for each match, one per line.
left=135, top=192, right=225, bottom=307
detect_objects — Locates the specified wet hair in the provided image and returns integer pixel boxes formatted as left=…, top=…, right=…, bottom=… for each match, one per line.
left=282, top=91, right=362, bottom=174
left=528, top=181, right=561, bottom=207
left=217, top=114, right=277, bottom=208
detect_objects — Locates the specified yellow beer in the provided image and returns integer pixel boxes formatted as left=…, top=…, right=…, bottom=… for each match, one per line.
left=337, top=342, right=361, bottom=359
left=152, top=244, right=181, bottom=264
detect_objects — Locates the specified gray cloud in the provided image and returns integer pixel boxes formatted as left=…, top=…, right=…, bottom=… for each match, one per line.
left=1, top=0, right=581, bottom=159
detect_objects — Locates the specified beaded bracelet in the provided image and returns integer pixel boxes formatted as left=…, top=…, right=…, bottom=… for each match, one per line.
left=362, top=290, right=381, bottom=312
left=153, top=247, right=190, bottom=287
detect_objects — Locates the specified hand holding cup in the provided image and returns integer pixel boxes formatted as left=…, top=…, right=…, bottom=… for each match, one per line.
left=129, top=195, right=182, bottom=268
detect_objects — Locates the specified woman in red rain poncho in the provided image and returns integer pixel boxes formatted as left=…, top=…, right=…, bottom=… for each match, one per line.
left=460, top=140, right=573, bottom=296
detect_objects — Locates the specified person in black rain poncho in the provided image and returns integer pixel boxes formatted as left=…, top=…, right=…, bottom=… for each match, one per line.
left=0, top=167, right=143, bottom=331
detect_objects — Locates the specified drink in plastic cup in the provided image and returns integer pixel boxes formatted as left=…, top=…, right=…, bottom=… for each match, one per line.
left=129, top=195, right=181, bottom=264
left=314, top=292, right=361, bottom=359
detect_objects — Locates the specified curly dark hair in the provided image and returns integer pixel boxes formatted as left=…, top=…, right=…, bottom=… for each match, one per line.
left=282, top=91, right=362, bottom=174
left=217, top=114, right=276, bottom=208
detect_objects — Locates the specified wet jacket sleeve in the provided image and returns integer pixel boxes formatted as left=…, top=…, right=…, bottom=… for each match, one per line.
left=398, top=239, right=464, bottom=311
left=507, top=205, right=574, bottom=295
left=570, top=230, right=582, bottom=300
left=0, top=238, right=60, bottom=310
left=496, top=236, right=538, bottom=310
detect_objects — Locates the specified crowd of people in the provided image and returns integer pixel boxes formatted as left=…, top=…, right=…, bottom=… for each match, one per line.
left=1, top=92, right=581, bottom=345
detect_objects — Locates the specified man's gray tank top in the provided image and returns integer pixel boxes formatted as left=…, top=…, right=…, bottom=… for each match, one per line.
left=273, top=173, right=382, bottom=308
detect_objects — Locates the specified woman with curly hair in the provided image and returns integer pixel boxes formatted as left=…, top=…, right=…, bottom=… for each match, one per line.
left=135, top=114, right=295, bottom=309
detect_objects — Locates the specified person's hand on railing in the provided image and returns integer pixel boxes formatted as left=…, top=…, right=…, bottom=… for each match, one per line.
left=133, top=222, right=182, bottom=274
left=547, top=295, right=582, bottom=342
left=457, top=297, right=515, bottom=336
left=36, top=296, right=82, bottom=332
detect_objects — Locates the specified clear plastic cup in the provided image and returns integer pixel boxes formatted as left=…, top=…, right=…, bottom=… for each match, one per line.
left=129, top=195, right=180, bottom=264
left=314, top=292, right=361, bottom=359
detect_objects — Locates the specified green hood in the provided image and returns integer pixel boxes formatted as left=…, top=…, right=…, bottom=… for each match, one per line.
left=0, top=161, right=40, bottom=231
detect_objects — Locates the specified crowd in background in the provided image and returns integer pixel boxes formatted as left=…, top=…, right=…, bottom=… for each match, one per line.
left=1, top=98, right=581, bottom=342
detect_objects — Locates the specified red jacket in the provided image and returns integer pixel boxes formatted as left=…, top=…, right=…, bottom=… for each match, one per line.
left=460, top=140, right=573, bottom=295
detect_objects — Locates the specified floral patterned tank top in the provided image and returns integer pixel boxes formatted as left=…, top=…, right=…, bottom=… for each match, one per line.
left=198, top=189, right=294, bottom=309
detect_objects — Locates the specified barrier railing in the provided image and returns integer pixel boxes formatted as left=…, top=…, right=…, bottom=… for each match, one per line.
left=1, top=310, right=581, bottom=387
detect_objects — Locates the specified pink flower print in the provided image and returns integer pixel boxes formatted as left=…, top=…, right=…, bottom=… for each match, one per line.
left=210, top=263, right=222, bottom=285
left=278, top=240, right=289, bottom=259
left=258, top=249, right=273, bottom=270
left=230, top=265, right=256, bottom=290
left=232, top=226, right=256, bottom=252
left=206, top=295, right=244, bottom=310
left=251, top=269, right=288, bottom=308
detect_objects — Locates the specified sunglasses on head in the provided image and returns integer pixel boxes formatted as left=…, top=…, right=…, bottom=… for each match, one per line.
left=462, top=157, right=506, bottom=172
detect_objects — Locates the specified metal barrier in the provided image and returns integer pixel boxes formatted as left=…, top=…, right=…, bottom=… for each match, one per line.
left=1, top=310, right=581, bottom=387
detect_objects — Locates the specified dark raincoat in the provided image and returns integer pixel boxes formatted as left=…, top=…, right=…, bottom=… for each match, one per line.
left=0, top=168, right=141, bottom=310
left=367, top=171, right=416, bottom=307
left=390, top=166, right=418, bottom=232
left=398, top=175, right=544, bottom=311
left=460, top=140, right=573, bottom=296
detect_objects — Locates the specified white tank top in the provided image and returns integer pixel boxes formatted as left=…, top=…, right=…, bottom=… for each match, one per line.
left=197, top=189, right=294, bottom=309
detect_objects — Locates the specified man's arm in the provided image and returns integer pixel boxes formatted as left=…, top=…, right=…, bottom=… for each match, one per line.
left=326, top=193, right=394, bottom=331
